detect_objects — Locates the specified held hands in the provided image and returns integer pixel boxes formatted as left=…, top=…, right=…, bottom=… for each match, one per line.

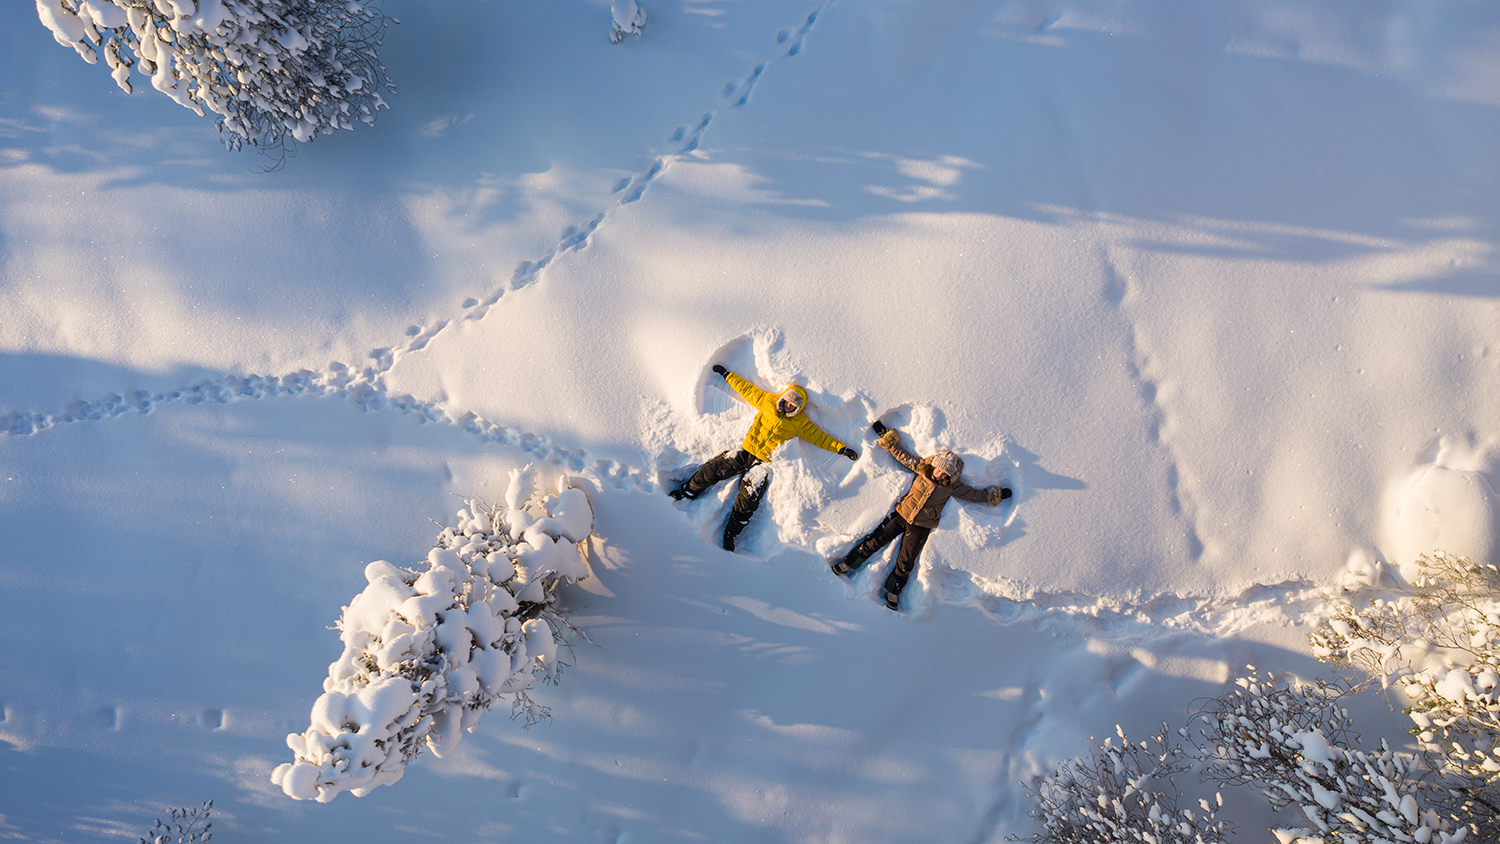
left=986, top=486, right=1013, bottom=506
left=712, top=364, right=728, bottom=377
left=840, top=447, right=859, bottom=461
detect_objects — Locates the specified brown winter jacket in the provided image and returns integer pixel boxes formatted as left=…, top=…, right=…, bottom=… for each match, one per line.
left=879, top=431, right=989, bottom=528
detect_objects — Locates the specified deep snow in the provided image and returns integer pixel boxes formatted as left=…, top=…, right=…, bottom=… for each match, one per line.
left=1, top=0, right=1498, bottom=841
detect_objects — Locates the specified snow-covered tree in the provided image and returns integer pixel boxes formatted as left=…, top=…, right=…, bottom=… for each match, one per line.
left=609, top=0, right=645, bottom=43
left=1189, top=668, right=1465, bottom=844
left=1021, top=552, right=1500, bottom=843
left=1014, top=724, right=1229, bottom=844
left=35, top=0, right=395, bottom=150
left=1311, top=551, right=1500, bottom=836
left=271, top=466, right=594, bottom=803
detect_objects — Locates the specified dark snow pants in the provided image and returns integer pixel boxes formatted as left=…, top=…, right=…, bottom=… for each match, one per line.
left=840, top=510, right=933, bottom=595
left=682, top=449, right=770, bottom=550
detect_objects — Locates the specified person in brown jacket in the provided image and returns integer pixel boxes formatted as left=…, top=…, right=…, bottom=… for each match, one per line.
left=831, top=421, right=1010, bottom=610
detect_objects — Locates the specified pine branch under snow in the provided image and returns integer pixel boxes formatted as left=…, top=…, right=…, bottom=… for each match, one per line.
left=34, top=0, right=395, bottom=149
left=271, top=466, right=593, bottom=803
left=1191, top=668, right=1470, bottom=844
left=1016, top=724, right=1229, bottom=844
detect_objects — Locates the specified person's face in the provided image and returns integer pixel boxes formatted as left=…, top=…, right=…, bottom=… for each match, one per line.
left=933, top=469, right=949, bottom=483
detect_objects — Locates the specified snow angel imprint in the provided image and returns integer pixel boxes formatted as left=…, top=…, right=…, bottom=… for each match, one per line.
left=832, top=422, right=1009, bottom=610
left=670, top=364, right=857, bottom=551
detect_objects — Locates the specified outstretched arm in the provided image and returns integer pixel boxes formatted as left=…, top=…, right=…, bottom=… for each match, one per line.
left=951, top=482, right=990, bottom=504
left=794, top=416, right=847, bottom=455
left=723, top=370, right=773, bottom=409
left=876, top=429, right=922, bottom=473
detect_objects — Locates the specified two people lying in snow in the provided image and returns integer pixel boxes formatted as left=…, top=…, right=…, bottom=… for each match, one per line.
left=831, top=421, right=1010, bottom=610
left=672, top=366, right=1012, bottom=610
left=670, top=365, right=857, bottom=552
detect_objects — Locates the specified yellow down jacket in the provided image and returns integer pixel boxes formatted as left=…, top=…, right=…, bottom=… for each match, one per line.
left=725, top=371, right=846, bottom=461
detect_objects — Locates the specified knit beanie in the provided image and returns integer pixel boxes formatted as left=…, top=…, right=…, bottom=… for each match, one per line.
left=930, top=451, right=960, bottom=478
left=778, top=389, right=804, bottom=417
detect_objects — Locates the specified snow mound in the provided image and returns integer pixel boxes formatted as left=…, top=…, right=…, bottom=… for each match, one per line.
left=1382, top=442, right=1500, bottom=583
left=271, top=467, right=592, bottom=802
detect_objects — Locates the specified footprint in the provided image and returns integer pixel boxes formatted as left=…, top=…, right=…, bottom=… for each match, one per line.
left=201, top=708, right=225, bottom=730
left=1105, top=658, right=1144, bottom=694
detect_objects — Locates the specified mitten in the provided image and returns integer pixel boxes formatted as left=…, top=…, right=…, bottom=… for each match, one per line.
left=712, top=364, right=728, bottom=377
left=986, top=486, right=1013, bottom=506
left=871, top=420, right=888, bottom=436
left=840, top=447, right=859, bottom=461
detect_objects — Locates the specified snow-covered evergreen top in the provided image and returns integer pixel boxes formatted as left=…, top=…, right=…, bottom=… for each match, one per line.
left=35, top=0, right=394, bottom=148
left=272, top=467, right=592, bottom=802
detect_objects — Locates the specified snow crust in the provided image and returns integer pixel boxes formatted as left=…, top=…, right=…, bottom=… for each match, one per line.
left=1, top=0, right=1498, bottom=841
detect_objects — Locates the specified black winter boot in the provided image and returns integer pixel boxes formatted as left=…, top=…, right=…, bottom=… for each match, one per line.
left=722, top=519, right=744, bottom=552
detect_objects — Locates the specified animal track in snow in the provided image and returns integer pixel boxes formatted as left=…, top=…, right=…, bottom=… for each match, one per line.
left=373, top=2, right=837, bottom=377
left=0, top=365, right=655, bottom=493
left=1101, top=255, right=1207, bottom=561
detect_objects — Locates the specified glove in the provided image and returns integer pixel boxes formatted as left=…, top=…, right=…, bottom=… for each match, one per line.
left=712, top=364, right=728, bottom=377
left=871, top=420, right=888, bottom=436
left=840, top=447, right=858, bottom=461
left=986, top=486, right=1013, bottom=506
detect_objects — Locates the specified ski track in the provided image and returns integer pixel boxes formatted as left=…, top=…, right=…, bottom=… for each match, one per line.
left=0, top=0, right=1343, bottom=646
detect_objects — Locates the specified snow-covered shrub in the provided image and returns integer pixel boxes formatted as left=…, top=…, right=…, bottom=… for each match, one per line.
left=1310, top=551, right=1500, bottom=838
left=139, top=801, right=212, bottom=844
left=609, top=0, right=646, bottom=43
left=271, top=466, right=593, bottom=803
left=1014, top=724, right=1229, bottom=844
left=1189, top=668, right=1467, bottom=844
left=35, top=0, right=395, bottom=149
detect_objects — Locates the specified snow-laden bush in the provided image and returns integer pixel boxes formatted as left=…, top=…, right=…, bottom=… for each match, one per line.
left=140, top=801, right=212, bottom=844
left=1021, top=552, right=1500, bottom=843
left=1189, top=668, right=1466, bottom=844
left=1310, top=551, right=1500, bottom=838
left=609, top=0, right=645, bottom=43
left=35, top=0, right=394, bottom=149
left=1014, top=724, right=1229, bottom=844
left=271, top=466, right=593, bottom=803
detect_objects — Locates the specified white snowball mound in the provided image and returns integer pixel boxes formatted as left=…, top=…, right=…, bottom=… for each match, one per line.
left=609, top=0, right=646, bottom=43
left=1382, top=446, right=1500, bottom=584
left=271, top=466, right=593, bottom=802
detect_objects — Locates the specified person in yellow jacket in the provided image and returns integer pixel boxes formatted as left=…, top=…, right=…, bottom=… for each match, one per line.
left=670, top=364, right=858, bottom=551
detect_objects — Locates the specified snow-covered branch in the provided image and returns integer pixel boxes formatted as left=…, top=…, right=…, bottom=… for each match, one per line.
left=1190, top=668, right=1468, bottom=844
left=35, top=0, right=395, bottom=149
left=1309, top=551, right=1500, bottom=832
left=271, top=466, right=593, bottom=802
left=1015, top=724, right=1229, bottom=844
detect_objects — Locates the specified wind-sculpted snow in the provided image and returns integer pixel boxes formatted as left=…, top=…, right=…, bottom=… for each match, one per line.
left=274, top=469, right=592, bottom=802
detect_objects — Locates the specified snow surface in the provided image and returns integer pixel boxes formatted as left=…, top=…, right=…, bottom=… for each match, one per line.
left=1, top=0, right=1498, bottom=841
